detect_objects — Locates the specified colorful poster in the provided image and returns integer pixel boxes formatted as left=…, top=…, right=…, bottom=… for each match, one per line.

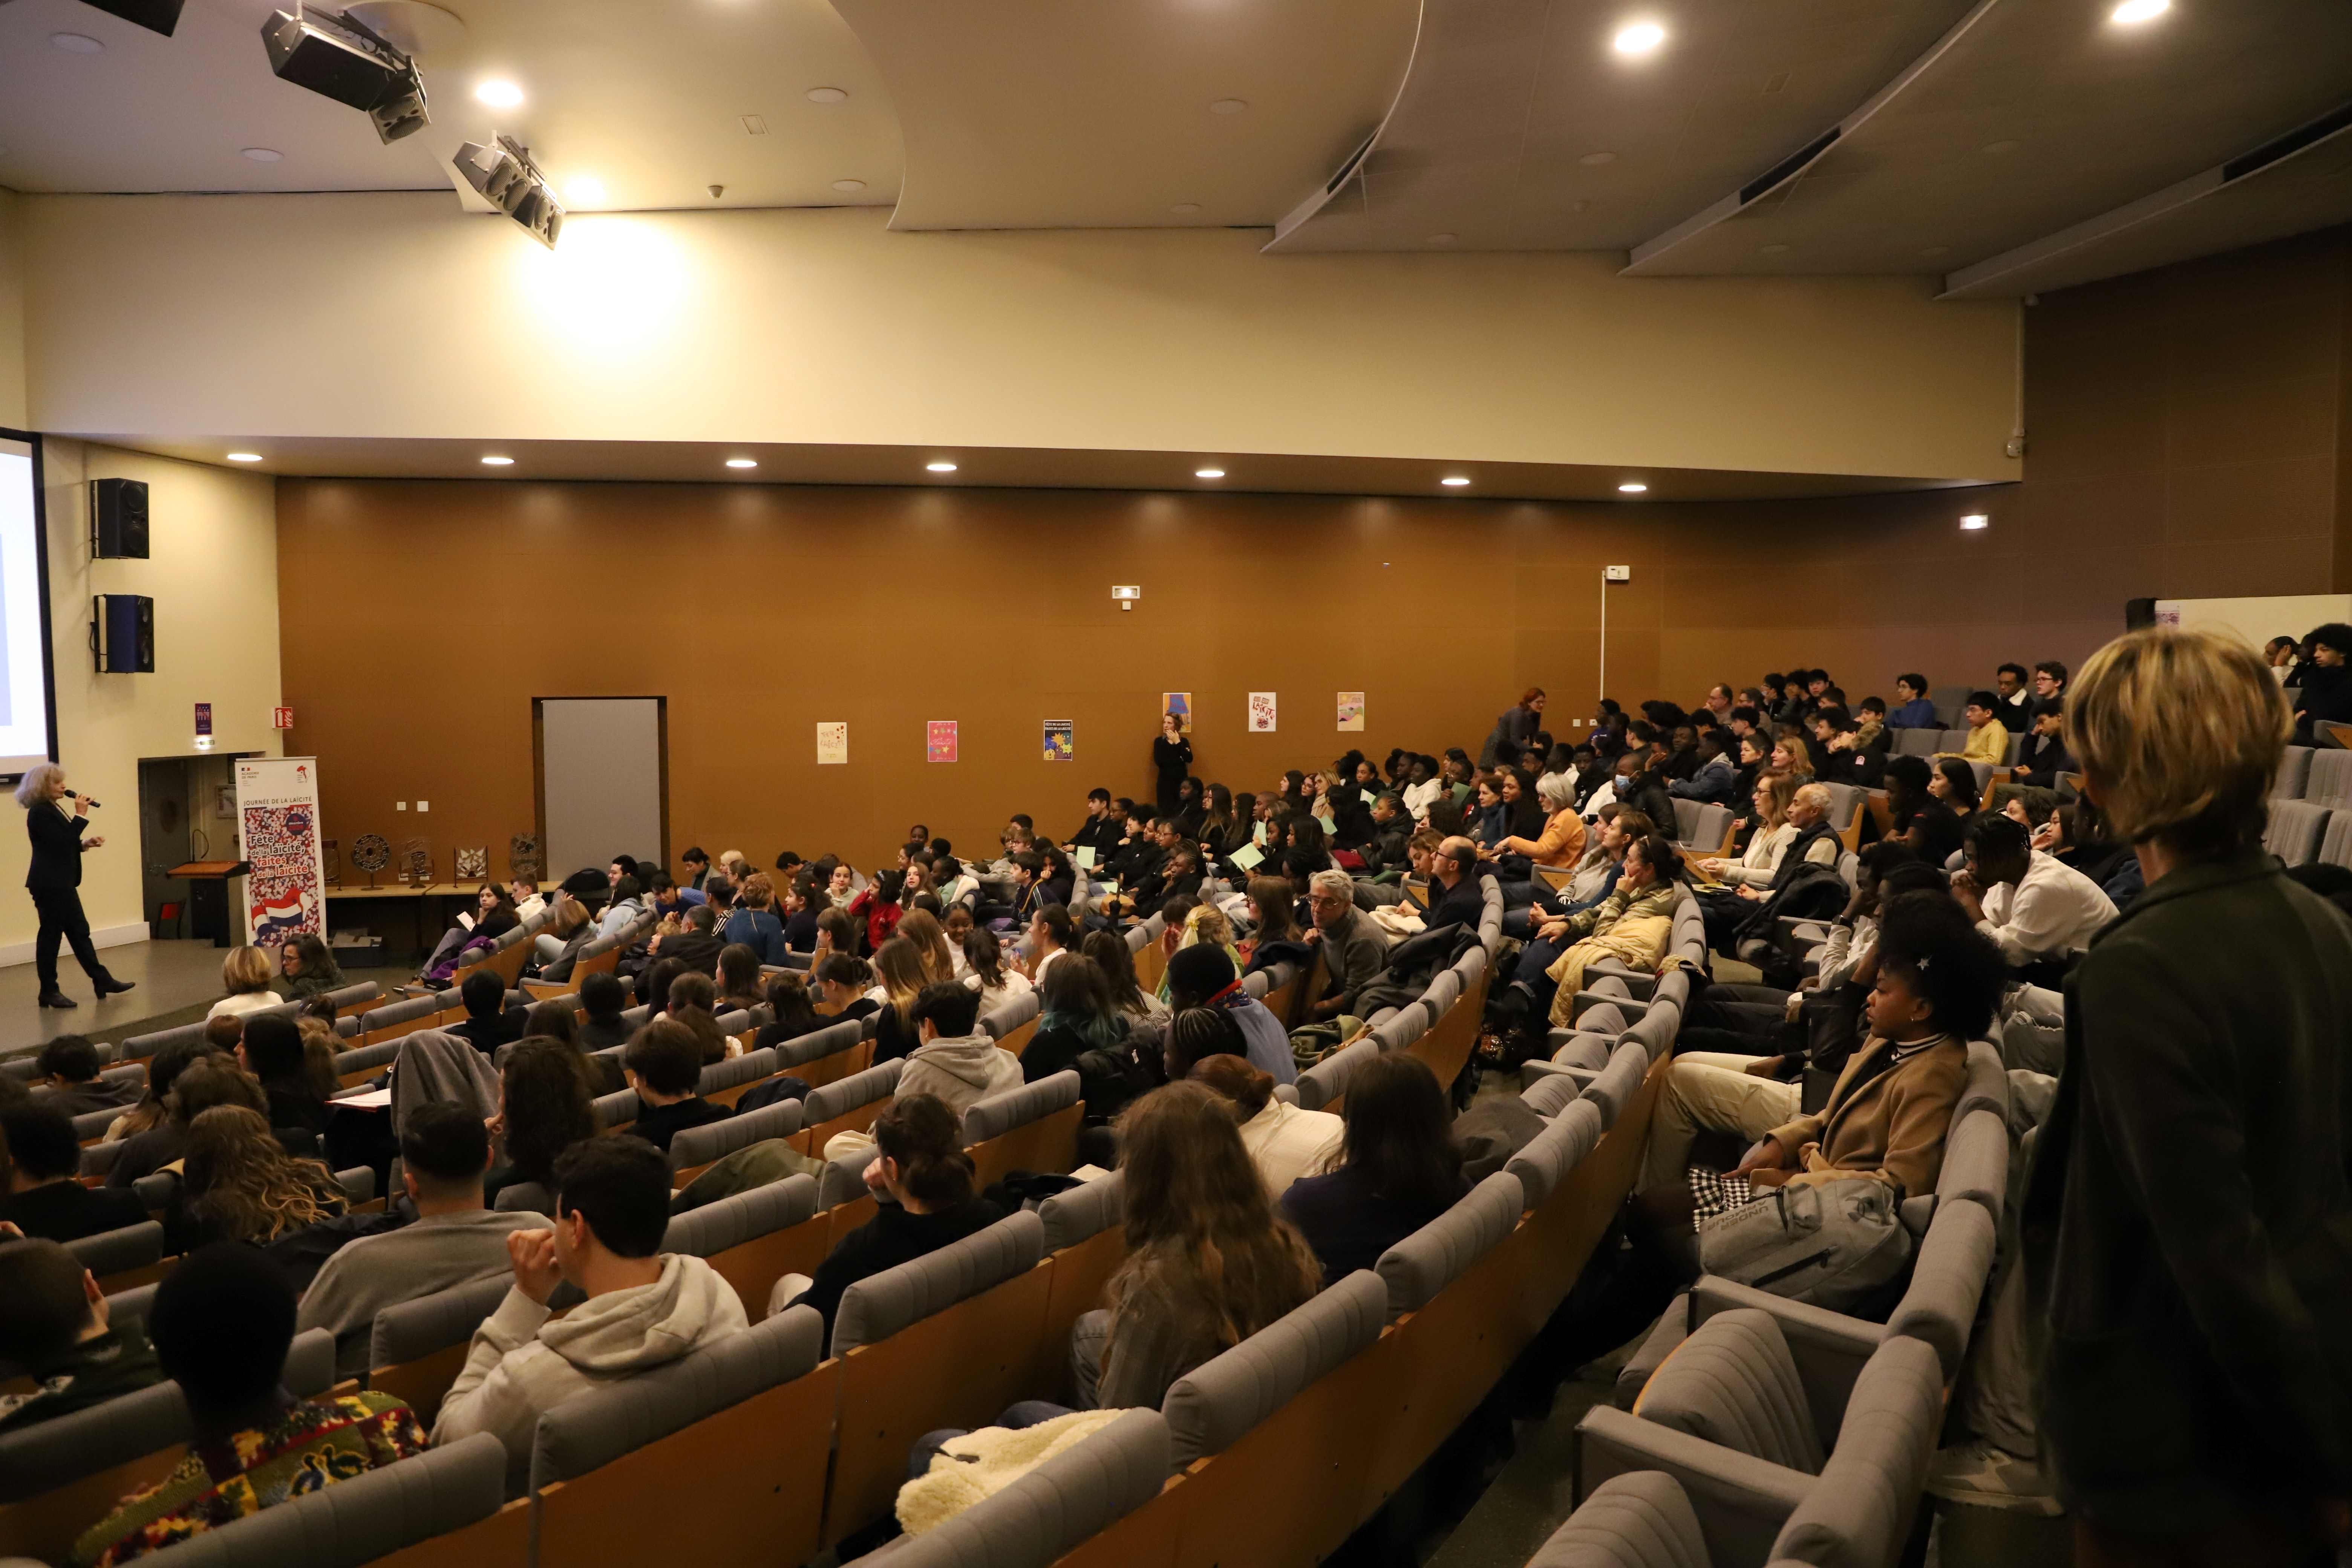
left=1160, top=692, right=1193, bottom=733
left=1337, top=692, right=1364, bottom=731
left=817, top=722, right=848, bottom=765
left=1043, top=720, right=1074, bottom=761
left=1248, top=692, right=1278, bottom=732
left=926, top=720, right=958, bottom=763
left=234, top=756, right=326, bottom=945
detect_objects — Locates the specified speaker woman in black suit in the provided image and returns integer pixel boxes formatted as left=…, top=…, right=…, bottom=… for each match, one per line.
left=17, top=763, right=135, bottom=1009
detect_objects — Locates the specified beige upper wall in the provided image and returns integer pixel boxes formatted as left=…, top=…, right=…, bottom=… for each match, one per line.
left=20, top=195, right=2021, bottom=482
left=0, top=191, right=26, bottom=432
left=0, top=440, right=281, bottom=955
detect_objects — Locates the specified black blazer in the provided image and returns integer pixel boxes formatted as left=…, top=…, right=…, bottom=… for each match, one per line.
left=26, top=804, right=88, bottom=892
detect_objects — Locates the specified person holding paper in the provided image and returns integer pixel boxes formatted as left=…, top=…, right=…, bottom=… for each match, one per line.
left=1070, top=789, right=1119, bottom=856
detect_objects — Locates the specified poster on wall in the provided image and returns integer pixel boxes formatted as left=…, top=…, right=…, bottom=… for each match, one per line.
left=235, top=756, right=327, bottom=945
left=1159, top=692, right=1193, bottom=733
left=816, top=722, right=849, bottom=765
left=1248, top=692, right=1278, bottom=732
left=1336, top=692, right=1364, bottom=731
left=1043, top=720, right=1074, bottom=761
left=926, top=720, right=959, bottom=763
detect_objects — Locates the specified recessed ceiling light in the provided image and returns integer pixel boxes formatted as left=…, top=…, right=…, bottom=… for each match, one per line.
left=1981, top=139, right=2021, bottom=155
left=51, top=32, right=103, bottom=52
left=1617, top=482, right=1647, bottom=493
left=241, top=147, right=283, bottom=163
left=226, top=453, right=263, bottom=463
left=1578, top=151, right=1617, bottom=166
left=1209, top=98, right=1248, bottom=115
left=2110, top=0, right=2168, bottom=21
left=1760, top=242, right=1791, bottom=255
left=1195, top=468, right=1225, bottom=479
left=476, top=80, right=525, bottom=108
left=831, top=178, right=866, bottom=192
left=1960, top=513, right=1990, bottom=530
left=1170, top=202, right=1201, bottom=216
left=1427, top=232, right=1457, bottom=245
left=725, top=458, right=758, bottom=469
left=567, top=176, right=605, bottom=204
left=805, top=86, right=848, bottom=103
left=1612, top=20, right=1666, bottom=54
left=1440, top=476, right=1472, bottom=487
left=480, top=455, right=514, bottom=467
left=926, top=461, right=957, bottom=473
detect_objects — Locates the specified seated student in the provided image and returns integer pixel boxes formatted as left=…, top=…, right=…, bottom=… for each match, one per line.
left=720, top=874, right=786, bottom=963
left=619, top=1019, right=732, bottom=1154
left=449, top=969, right=529, bottom=1057
left=237, top=1013, right=331, bottom=1139
left=1165, top=945, right=1295, bottom=1085
left=1277, top=1053, right=1465, bottom=1283
left=961, top=927, right=1034, bottom=1017
left=0, top=1237, right=164, bottom=1430
left=657, top=972, right=735, bottom=1064
left=597, top=875, right=647, bottom=942
left=297, top=1102, right=553, bottom=1377
left=2005, top=696, right=2072, bottom=790
left=784, top=1095, right=1004, bottom=1337
left=651, top=902, right=726, bottom=979
left=0, top=1104, right=147, bottom=1241
left=815, top=952, right=881, bottom=1027
left=1953, top=812, right=2118, bottom=974
left=106, top=1053, right=266, bottom=1190
left=1933, top=691, right=2011, bottom=767
left=1422, top=836, right=1492, bottom=934
left=868, top=937, right=931, bottom=1063
left=99, top=1037, right=207, bottom=1147
left=711, top=944, right=764, bottom=1017
left=1191, top=1054, right=1343, bottom=1199
left=72, top=1249, right=423, bottom=1564
left=848, top=870, right=907, bottom=955
left=484, top=1041, right=599, bottom=1206
left=777, top=881, right=822, bottom=954
left=1520, top=832, right=1683, bottom=1036
left=1886, top=674, right=1938, bottom=729
left=823, top=985, right=1020, bottom=1161
left=530, top=894, right=598, bottom=975
left=434, top=1137, right=746, bottom=1493
left=1023, top=956, right=1130, bottom=1085
left=1667, top=730, right=1739, bottom=804
left=575, top=971, right=632, bottom=1053
left=753, top=970, right=826, bottom=1050
left=207, top=946, right=282, bottom=1020
left=166, top=1105, right=348, bottom=1254
left=31, top=1035, right=138, bottom=1118
left=1059, top=1082, right=1320, bottom=1410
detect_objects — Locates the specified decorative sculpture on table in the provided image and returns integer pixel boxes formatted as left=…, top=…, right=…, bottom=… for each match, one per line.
left=402, top=837, right=432, bottom=886
left=509, top=833, right=541, bottom=882
left=322, top=838, right=341, bottom=886
left=454, top=845, right=488, bottom=882
left=351, top=834, right=390, bottom=890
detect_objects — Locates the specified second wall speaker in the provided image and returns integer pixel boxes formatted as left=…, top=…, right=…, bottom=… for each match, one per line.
left=93, top=595, right=155, bottom=674
left=90, top=479, right=149, bottom=559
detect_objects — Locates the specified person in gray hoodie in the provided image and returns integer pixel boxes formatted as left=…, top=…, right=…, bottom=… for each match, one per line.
left=432, top=1135, right=746, bottom=1493
left=822, top=983, right=1021, bottom=1161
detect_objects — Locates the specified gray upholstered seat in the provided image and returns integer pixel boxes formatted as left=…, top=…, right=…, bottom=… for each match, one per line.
left=370, top=1271, right=511, bottom=1373
left=962, top=1070, right=1080, bottom=1147
left=120, top=1018, right=207, bottom=1063
left=1954, top=1039, right=2009, bottom=1122
left=1891, top=729, right=1939, bottom=758
left=978, top=989, right=1042, bottom=1041
left=833, top=1210, right=1046, bottom=1357
left=81, top=1433, right=509, bottom=1568
left=712, top=1008, right=752, bottom=1037
left=1038, top=1170, right=1122, bottom=1253
left=666, top=1173, right=818, bottom=1260
left=669, top=1095, right=805, bottom=1172
left=863, top=1407, right=1170, bottom=1568
left=1420, top=967, right=1464, bottom=1017
left=1521, top=1066, right=1589, bottom=1119
left=1478, top=876, right=1505, bottom=952
left=1626, top=1004, right=1679, bottom=1064
left=1370, top=1005, right=1429, bottom=1053
left=772, top=1017, right=865, bottom=1072
left=495, top=1179, right=554, bottom=1214
left=591, top=1086, right=640, bottom=1128
left=1507, top=1097, right=1605, bottom=1208
left=1583, top=1043, right=1649, bottom=1130
left=1161, top=1268, right=1385, bottom=1473
left=1374, top=1171, right=1522, bottom=1320
left=333, top=1165, right=376, bottom=1207
left=1572, top=1000, right=1632, bottom=1035
left=79, top=1139, right=124, bottom=1180
left=329, top=1039, right=402, bottom=1083
left=2322, top=808, right=2352, bottom=871
left=619, top=1003, right=653, bottom=1031
left=697, top=1047, right=775, bottom=1099
left=355, top=994, right=438, bottom=1034
left=1932, top=1106, right=2008, bottom=1220
left=1767, top=1336, right=1945, bottom=1568
left=1635, top=1309, right=1825, bottom=1476
left=1295, top=1038, right=1378, bottom=1111
left=804, top=1057, right=904, bottom=1127
left=817, top=1145, right=879, bottom=1210
left=2263, top=799, right=2331, bottom=867
left=1531, top=1470, right=1712, bottom=1568
left=1882, top=1197, right=1997, bottom=1379
left=2275, top=746, right=2314, bottom=800
left=131, top=1170, right=179, bottom=1212
left=2307, top=747, right=2352, bottom=804
left=69, top=1102, right=122, bottom=1141
left=528, top=1305, right=825, bottom=1492
left=66, top=1219, right=163, bottom=1279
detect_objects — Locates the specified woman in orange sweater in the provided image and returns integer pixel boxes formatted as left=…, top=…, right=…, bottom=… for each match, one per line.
left=1489, top=772, right=1588, bottom=926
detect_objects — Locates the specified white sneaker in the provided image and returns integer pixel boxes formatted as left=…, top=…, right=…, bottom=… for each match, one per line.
left=1923, top=1439, right=2064, bottom=1516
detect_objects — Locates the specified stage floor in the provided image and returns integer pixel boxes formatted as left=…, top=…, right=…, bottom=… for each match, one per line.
left=0, top=939, right=412, bottom=1063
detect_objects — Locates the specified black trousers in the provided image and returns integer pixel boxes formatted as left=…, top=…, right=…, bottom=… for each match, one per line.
left=32, top=886, right=108, bottom=992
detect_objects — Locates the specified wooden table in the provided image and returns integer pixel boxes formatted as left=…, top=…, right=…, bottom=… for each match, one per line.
left=323, top=884, right=481, bottom=963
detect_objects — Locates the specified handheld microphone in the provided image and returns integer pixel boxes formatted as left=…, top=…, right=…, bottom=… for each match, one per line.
left=65, top=790, right=101, bottom=808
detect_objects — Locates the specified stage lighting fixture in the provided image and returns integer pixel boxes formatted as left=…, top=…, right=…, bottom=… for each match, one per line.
left=453, top=134, right=565, bottom=248
left=71, top=0, right=185, bottom=37
left=261, top=6, right=430, bottom=142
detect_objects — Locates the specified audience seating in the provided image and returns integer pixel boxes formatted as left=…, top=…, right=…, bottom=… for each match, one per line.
left=666, top=1172, right=826, bottom=1318
left=67, top=1219, right=167, bottom=1293
left=1525, top=1470, right=1711, bottom=1568
left=770, top=1016, right=873, bottom=1088
left=2307, top=747, right=2352, bottom=804
left=1294, top=1037, right=1378, bottom=1112
left=368, top=1274, right=512, bottom=1426
left=960, top=1070, right=1083, bottom=1187
left=979, top=989, right=1043, bottom=1056
left=669, top=1096, right=805, bottom=1187
left=795, top=1057, right=903, bottom=1156
left=2320, top=808, right=2352, bottom=871
left=860, top=1407, right=1172, bottom=1568
left=2275, top=746, right=2315, bottom=799
left=2264, top=799, right=2331, bottom=867
left=1032, top=1174, right=1125, bottom=1404
left=698, top=1046, right=779, bottom=1108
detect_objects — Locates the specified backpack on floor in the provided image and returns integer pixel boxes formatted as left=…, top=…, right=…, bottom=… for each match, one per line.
left=1697, top=1176, right=1914, bottom=1312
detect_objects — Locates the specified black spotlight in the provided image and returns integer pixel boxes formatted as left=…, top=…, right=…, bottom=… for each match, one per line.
left=260, top=5, right=429, bottom=143
left=75, top=0, right=185, bottom=37
left=453, top=135, right=565, bottom=248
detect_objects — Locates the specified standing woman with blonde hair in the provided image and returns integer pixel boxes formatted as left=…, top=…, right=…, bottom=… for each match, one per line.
left=17, top=763, right=133, bottom=1010
left=2026, top=627, right=2352, bottom=1563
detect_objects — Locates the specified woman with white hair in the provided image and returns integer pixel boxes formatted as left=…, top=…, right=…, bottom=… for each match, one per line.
left=15, top=763, right=134, bottom=1009
left=1488, top=771, right=1592, bottom=925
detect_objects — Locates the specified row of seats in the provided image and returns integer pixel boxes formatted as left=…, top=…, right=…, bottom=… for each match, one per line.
left=2272, top=744, right=2352, bottom=805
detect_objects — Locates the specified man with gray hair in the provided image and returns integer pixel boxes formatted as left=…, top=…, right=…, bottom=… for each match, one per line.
left=1304, top=868, right=1388, bottom=1021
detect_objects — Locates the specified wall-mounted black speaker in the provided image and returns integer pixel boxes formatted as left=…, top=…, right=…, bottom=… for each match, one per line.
left=2124, top=597, right=2157, bottom=631
left=90, top=479, right=150, bottom=559
left=93, top=595, right=155, bottom=674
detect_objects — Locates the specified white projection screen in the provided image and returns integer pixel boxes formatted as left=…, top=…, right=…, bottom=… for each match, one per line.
left=0, top=435, right=57, bottom=779
left=537, top=697, right=666, bottom=879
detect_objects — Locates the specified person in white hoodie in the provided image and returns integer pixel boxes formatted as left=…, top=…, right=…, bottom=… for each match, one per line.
left=432, top=1135, right=747, bottom=1493
left=824, top=984, right=1021, bottom=1161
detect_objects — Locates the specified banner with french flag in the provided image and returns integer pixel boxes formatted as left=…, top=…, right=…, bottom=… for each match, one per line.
left=236, top=756, right=327, bottom=944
